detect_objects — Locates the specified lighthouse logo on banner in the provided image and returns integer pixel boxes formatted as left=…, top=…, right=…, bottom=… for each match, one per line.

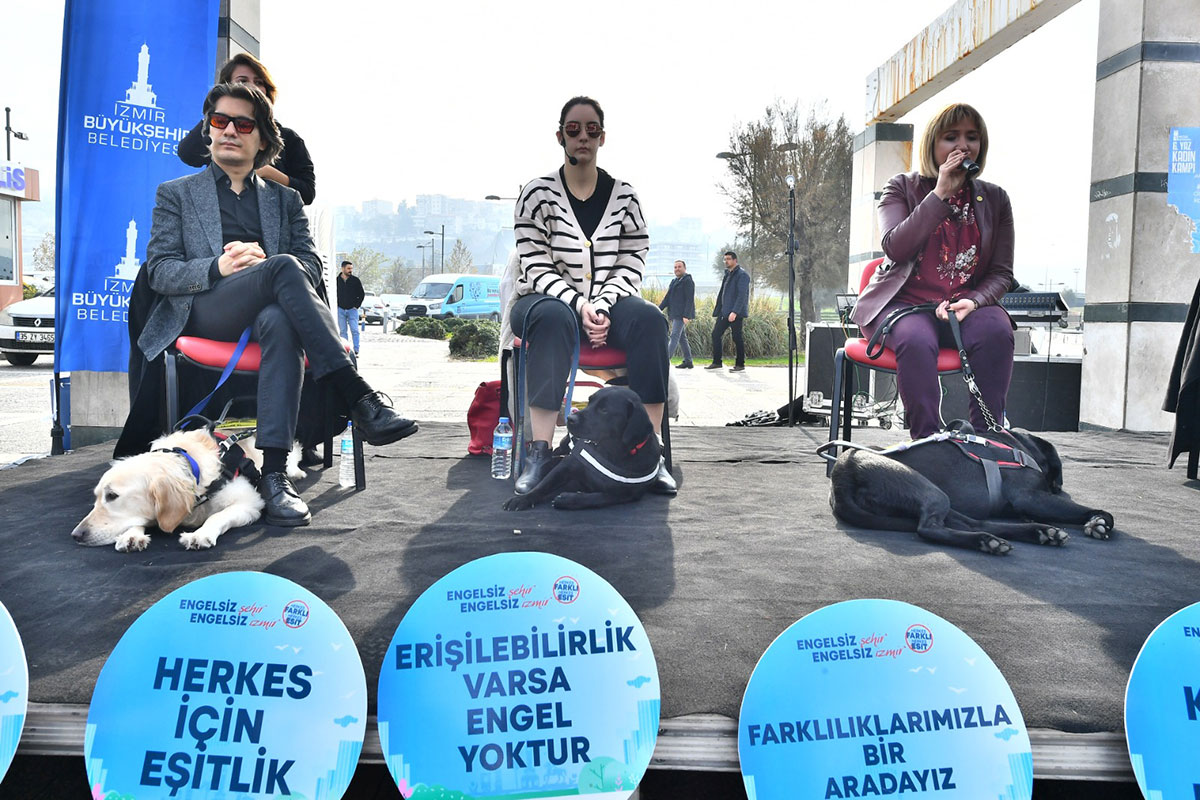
left=55, top=0, right=217, bottom=374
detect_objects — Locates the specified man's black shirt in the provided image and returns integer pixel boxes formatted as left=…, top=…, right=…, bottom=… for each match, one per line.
left=337, top=273, right=365, bottom=309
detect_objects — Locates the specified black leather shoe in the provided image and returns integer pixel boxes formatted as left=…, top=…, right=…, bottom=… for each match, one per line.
left=299, top=446, right=322, bottom=467
left=730, top=365, right=746, bottom=372
left=515, top=441, right=553, bottom=495
left=259, top=472, right=311, bottom=527
left=675, top=361, right=693, bottom=369
left=650, top=458, right=677, bottom=496
left=703, top=362, right=723, bottom=370
left=351, top=391, right=419, bottom=446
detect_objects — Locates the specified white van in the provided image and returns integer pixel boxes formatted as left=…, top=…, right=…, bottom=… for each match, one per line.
left=399, top=273, right=502, bottom=321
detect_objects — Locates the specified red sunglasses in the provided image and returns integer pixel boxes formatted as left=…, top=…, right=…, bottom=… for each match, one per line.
left=562, top=121, right=603, bottom=139
left=208, top=112, right=257, bottom=134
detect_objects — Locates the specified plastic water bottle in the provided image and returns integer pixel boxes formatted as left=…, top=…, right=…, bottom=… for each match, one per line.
left=339, top=422, right=356, bottom=488
left=491, top=417, right=513, bottom=479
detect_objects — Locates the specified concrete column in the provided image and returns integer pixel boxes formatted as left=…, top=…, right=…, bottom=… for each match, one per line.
left=1081, top=0, right=1200, bottom=431
left=69, top=0, right=262, bottom=449
left=847, top=124, right=913, bottom=289
left=217, top=0, right=262, bottom=74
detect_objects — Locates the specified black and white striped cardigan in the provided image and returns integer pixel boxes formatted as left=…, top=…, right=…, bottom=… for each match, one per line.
left=511, top=169, right=649, bottom=317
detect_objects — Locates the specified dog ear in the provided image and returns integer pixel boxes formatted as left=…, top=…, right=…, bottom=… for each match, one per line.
left=149, top=472, right=194, bottom=533
left=1025, top=433, right=1064, bottom=493
left=621, top=395, right=655, bottom=450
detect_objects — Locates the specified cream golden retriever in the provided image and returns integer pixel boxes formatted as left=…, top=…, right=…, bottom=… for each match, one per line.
left=72, top=428, right=300, bottom=552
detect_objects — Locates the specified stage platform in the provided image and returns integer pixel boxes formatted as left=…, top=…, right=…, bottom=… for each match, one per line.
left=2, top=421, right=1197, bottom=786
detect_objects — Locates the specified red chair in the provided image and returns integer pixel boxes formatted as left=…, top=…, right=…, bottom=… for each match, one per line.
left=824, top=258, right=963, bottom=475
left=164, top=336, right=365, bottom=488
left=510, top=336, right=672, bottom=480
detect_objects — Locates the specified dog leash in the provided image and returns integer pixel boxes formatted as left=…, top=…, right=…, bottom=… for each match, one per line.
left=946, top=312, right=1003, bottom=433
left=865, top=303, right=1004, bottom=433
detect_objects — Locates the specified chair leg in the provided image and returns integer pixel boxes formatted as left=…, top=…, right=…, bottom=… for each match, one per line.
left=352, top=421, right=366, bottom=491
left=827, top=349, right=844, bottom=476
left=512, top=344, right=526, bottom=481
left=841, top=356, right=855, bottom=444
left=322, top=383, right=334, bottom=469
left=661, top=413, right=672, bottom=472
left=165, top=351, right=179, bottom=431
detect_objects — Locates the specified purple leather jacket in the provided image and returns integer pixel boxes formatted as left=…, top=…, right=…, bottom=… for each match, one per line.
left=852, top=171, right=1015, bottom=327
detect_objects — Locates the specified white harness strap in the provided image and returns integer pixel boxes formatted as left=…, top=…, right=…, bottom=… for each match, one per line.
left=578, top=447, right=659, bottom=485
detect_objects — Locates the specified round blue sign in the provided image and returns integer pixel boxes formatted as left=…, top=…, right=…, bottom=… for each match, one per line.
left=739, top=599, right=1032, bottom=799
left=378, top=552, right=660, bottom=799
left=85, top=571, right=367, bottom=799
left=0, top=601, right=29, bottom=785
left=1125, top=601, right=1200, bottom=798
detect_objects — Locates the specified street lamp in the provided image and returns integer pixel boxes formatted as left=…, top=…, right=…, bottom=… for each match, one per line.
left=5, top=107, right=30, bottom=161
left=717, top=142, right=799, bottom=293
left=417, top=244, right=428, bottom=276
left=423, top=225, right=445, bottom=272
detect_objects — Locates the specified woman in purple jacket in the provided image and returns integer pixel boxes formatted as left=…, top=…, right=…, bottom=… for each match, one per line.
left=852, top=103, right=1015, bottom=439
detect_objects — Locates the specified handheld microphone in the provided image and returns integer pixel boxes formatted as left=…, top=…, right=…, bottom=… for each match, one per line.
left=961, top=157, right=981, bottom=175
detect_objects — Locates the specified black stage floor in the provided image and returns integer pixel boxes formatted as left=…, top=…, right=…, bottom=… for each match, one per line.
left=1, top=422, right=1197, bottom=782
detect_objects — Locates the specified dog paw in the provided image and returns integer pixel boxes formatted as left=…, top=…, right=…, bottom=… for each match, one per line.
left=1085, top=513, right=1113, bottom=540
left=1037, top=526, right=1069, bottom=546
left=115, top=531, right=150, bottom=552
left=502, top=496, right=533, bottom=511
left=977, top=534, right=1012, bottom=555
left=179, top=531, right=217, bottom=550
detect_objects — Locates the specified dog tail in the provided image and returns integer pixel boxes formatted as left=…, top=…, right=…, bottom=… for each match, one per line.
left=829, top=453, right=923, bottom=533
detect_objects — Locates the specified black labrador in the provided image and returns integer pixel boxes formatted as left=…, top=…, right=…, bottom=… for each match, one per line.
left=828, top=425, right=1114, bottom=554
left=503, top=386, right=662, bottom=511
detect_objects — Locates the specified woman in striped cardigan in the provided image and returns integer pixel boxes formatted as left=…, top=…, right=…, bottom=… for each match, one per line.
left=507, top=96, right=674, bottom=496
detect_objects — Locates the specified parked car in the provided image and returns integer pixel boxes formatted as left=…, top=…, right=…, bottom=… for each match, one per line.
left=361, top=293, right=392, bottom=327
left=400, top=274, right=501, bottom=321
left=0, top=289, right=55, bottom=366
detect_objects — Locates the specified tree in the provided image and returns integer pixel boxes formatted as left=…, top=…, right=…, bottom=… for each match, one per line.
left=31, top=233, right=54, bottom=272
left=382, top=257, right=421, bottom=293
left=718, top=101, right=854, bottom=333
left=446, top=239, right=475, bottom=273
left=343, top=246, right=389, bottom=292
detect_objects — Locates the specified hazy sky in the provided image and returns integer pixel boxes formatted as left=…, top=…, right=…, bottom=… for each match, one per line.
left=9, top=0, right=1099, bottom=290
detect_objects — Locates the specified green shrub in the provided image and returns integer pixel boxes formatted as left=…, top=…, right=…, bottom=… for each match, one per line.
left=684, top=296, right=788, bottom=360
left=22, top=283, right=39, bottom=300
left=441, top=316, right=469, bottom=334
left=397, top=317, right=447, bottom=340
left=448, top=320, right=500, bottom=359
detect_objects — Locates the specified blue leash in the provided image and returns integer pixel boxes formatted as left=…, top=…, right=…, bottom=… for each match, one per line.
left=181, top=326, right=253, bottom=421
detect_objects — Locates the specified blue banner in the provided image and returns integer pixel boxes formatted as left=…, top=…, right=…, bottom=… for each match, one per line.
left=1125, top=601, right=1200, bottom=798
left=85, top=571, right=368, bottom=799
left=1168, top=127, right=1200, bottom=254
left=54, top=0, right=218, bottom=373
left=377, top=552, right=660, bottom=799
left=739, top=599, right=1032, bottom=800
left=0, top=601, right=29, bottom=785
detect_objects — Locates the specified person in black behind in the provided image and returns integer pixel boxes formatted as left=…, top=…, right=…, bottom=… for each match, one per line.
left=336, top=260, right=365, bottom=354
left=177, top=53, right=316, bottom=205
left=659, top=259, right=696, bottom=368
left=707, top=251, right=751, bottom=371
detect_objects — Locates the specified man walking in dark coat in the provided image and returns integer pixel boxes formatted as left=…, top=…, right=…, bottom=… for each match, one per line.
left=658, top=259, right=696, bottom=368
left=707, top=250, right=751, bottom=371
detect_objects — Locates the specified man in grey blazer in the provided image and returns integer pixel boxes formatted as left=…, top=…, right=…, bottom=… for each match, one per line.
left=139, top=82, right=417, bottom=526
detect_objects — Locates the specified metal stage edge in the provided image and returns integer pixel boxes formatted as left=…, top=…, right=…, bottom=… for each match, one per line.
left=18, top=703, right=1135, bottom=782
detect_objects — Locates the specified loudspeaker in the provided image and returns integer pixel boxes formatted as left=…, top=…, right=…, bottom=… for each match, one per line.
left=938, top=357, right=1081, bottom=431
left=804, top=323, right=897, bottom=404
left=1006, top=357, right=1081, bottom=431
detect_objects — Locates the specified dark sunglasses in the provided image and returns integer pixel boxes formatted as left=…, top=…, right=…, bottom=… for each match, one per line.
left=208, top=112, right=257, bottom=134
left=561, top=121, right=603, bottom=139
